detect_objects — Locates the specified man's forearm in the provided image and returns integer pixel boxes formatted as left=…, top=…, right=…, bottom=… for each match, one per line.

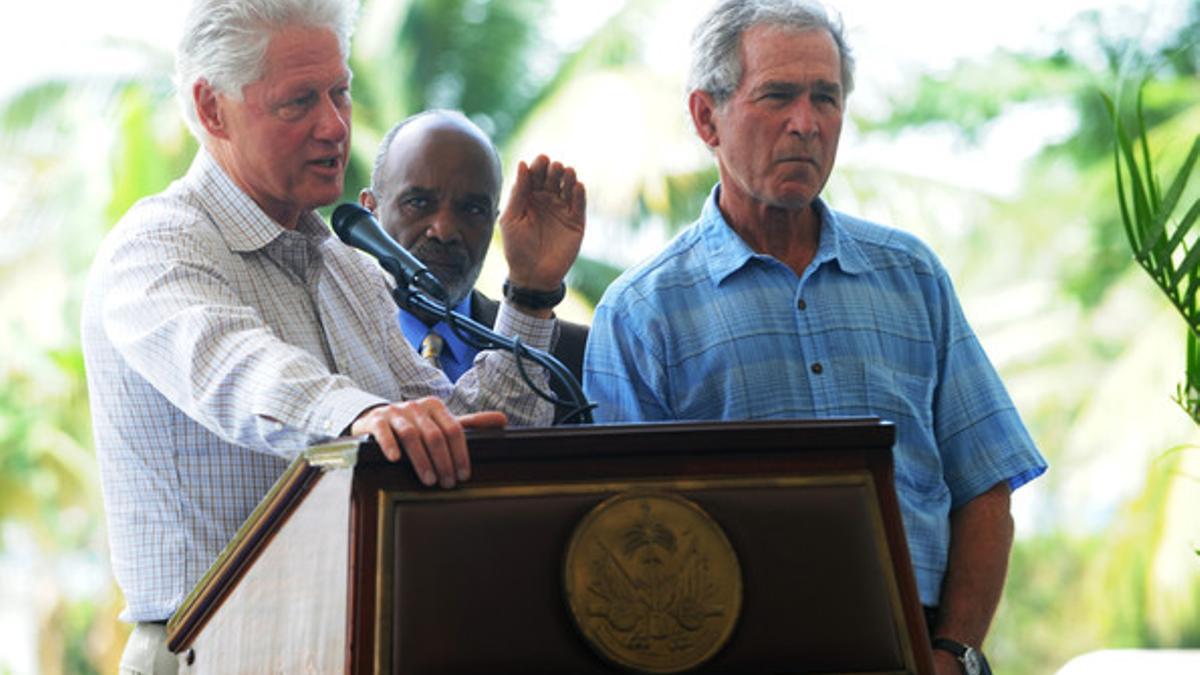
left=446, top=301, right=556, bottom=427
left=932, top=481, right=1014, bottom=646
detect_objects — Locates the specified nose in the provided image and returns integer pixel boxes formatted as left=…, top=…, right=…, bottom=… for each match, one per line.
left=786, top=100, right=819, bottom=137
left=426, top=208, right=463, bottom=243
left=313, top=95, right=350, bottom=144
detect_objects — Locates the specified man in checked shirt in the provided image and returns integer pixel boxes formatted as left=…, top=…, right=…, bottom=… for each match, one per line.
left=80, top=1, right=585, bottom=671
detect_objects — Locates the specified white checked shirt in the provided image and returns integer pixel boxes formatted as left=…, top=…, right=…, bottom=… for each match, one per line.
left=82, top=149, right=554, bottom=622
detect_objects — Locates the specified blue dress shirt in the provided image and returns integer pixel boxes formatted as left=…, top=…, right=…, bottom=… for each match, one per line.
left=584, top=185, right=1047, bottom=605
left=399, top=295, right=479, bottom=383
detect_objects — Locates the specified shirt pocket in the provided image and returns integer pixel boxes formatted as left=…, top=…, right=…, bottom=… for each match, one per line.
left=863, top=363, right=946, bottom=502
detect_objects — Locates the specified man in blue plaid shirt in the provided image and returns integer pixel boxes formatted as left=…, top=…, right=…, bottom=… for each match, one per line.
left=583, top=2, right=1046, bottom=673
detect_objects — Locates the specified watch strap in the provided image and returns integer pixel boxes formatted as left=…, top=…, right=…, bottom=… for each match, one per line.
left=502, top=279, right=566, bottom=309
left=932, top=637, right=992, bottom=675
left=931, top=637, right=967, bottom=658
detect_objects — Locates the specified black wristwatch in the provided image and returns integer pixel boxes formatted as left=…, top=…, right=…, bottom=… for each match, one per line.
left=502, top=279, right=566, bottom=310
left=932, top=637, right=992, bottom=675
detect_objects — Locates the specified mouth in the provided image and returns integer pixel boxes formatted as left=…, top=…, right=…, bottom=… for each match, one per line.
left=422, top=259, right=472, bottom=300
left=412, top=243, right=468, bottom=269
left=420, top=256, right=468, bottom=276
left=307, top=150, right=345, bottom=173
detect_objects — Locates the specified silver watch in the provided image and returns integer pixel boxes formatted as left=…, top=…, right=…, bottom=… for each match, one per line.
left=932, top=637, right=990, bottom=675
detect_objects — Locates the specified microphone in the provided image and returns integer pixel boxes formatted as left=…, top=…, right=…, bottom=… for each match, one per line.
left=331, top=203, right=448, bottom=302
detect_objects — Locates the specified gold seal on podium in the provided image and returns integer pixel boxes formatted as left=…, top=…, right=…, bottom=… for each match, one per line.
left=564, top=491, right=743, bottom=674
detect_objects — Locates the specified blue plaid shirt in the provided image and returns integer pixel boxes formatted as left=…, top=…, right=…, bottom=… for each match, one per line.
left=584, top=186, right=1046, bottom=604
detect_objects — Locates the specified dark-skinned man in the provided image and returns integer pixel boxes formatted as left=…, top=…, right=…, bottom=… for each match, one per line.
left=360, top=110, right=589, bottom=423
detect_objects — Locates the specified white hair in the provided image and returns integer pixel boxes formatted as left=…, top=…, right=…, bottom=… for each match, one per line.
left=175, top=0, right=359, bottom=140
left=688, top=0, right=855, bottom=106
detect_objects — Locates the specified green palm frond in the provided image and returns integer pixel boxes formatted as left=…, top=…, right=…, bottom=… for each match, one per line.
left=1179, top=331, right=1200, bottom=421
left=1105, top=84, right=1200, bottom=422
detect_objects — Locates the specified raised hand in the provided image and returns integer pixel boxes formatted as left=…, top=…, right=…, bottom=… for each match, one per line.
left=500, top=154, right=586, bottom=294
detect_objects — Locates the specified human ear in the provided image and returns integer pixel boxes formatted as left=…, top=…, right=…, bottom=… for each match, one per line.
left=688, top=90, right=720, bottom=148
left=359, top=188, right=377, bottom=213
left=194, top=79, right=228, bottom=139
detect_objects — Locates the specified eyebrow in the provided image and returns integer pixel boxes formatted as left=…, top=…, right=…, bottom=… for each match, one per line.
left=812, top=80, right=842, bottom=96
left=755, top=79, right=842, bottom=96
left=276, top=72, right=351, bottom=97
left=457, top=192, right=496, bottom=206
left=396, top=186, right=435, bottom=198
left=397, top=185, right=495, bottom=206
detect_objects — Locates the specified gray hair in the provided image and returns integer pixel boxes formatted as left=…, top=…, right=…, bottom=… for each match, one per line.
left=175, top=0, right=359, bottom=140
left=369, top=110, right=502, bottom=197
left=688, top=0, right=855, bottom=106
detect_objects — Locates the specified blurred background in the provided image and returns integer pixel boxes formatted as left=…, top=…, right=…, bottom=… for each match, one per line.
left=1, top=0, right=1198, bottom=672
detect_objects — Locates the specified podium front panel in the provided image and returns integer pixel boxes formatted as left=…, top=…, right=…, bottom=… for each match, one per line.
left=374, top=474, right=915, bottom=674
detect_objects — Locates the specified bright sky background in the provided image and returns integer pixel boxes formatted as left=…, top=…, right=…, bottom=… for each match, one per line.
left=0, top=0, right=1185, bottom=98
left=0, top=0, right=1185, bottom=203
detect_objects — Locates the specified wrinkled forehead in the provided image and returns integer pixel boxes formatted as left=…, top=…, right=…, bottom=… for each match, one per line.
left=739, top=24, right=842, bottom=86
left=257, top=24, right=351, bottom=88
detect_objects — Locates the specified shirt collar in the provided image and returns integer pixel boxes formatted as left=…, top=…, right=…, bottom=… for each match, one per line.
left=188, top=148, right=332, bottom=254
left=699, top=184, right=869, bottom=284
left=398, top=293, right=475, bottom=363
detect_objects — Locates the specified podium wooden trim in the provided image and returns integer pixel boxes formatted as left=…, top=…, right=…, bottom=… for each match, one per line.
left=168, top=418, right=935, bottom=674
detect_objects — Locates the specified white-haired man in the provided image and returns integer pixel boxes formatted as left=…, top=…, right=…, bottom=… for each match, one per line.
left=583, top=2, right=1045, bottom=673
left=81, top=1, right=584, bottom=671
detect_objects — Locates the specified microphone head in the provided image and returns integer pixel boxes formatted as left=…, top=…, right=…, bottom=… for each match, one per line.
left=331, top=202, right=371, bottom=243
left=329, top=201, right=450, bottom=303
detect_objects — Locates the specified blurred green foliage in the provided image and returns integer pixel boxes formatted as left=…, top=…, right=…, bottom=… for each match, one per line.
left=1105, top=83, right=1200, bottom=423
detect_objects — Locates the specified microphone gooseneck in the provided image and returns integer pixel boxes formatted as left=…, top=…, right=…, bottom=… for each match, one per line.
left=330, top=201, right=594, bottom=425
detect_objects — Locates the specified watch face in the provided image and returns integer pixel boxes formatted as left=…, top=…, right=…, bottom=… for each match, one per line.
left=962, top=647, right=983, bottom=675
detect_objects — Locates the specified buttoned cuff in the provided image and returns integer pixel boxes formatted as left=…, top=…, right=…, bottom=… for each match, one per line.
left=315, top=387, right=390, bottom=438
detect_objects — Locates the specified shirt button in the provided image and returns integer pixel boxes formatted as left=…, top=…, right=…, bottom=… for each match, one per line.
left=797, top=298, right=807, bottom=310
left=811, top=362, right=824, bottom=375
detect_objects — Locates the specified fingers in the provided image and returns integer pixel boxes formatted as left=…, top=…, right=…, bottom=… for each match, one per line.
left=425, top=400, right=470, bottom=484
left=572, top=179, right=587, bottom=219
left=527, top=154, right=550, bottom=191
left=521, top=154, right=579, bottom=201
left=545, top=160, right=564, bottom=197
left=502, top=153, right=585, bottom=248
left=349, top=404, right=402, bottom=462
left=349, top=397, right=473, bottom=489
left=560, top=167, right=577, bottom=203
left=500, top=160, right=530, bottom=225
left=392, top=401, right=450, bottom=487
left=459, top=410, right=508, bottom=429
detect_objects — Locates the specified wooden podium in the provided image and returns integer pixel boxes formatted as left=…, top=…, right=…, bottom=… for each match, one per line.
left=167, top=419, right=934, bottom=674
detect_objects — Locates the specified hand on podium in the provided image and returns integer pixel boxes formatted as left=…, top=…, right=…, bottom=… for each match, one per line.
left=350, top=397, right=507, bottom=488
